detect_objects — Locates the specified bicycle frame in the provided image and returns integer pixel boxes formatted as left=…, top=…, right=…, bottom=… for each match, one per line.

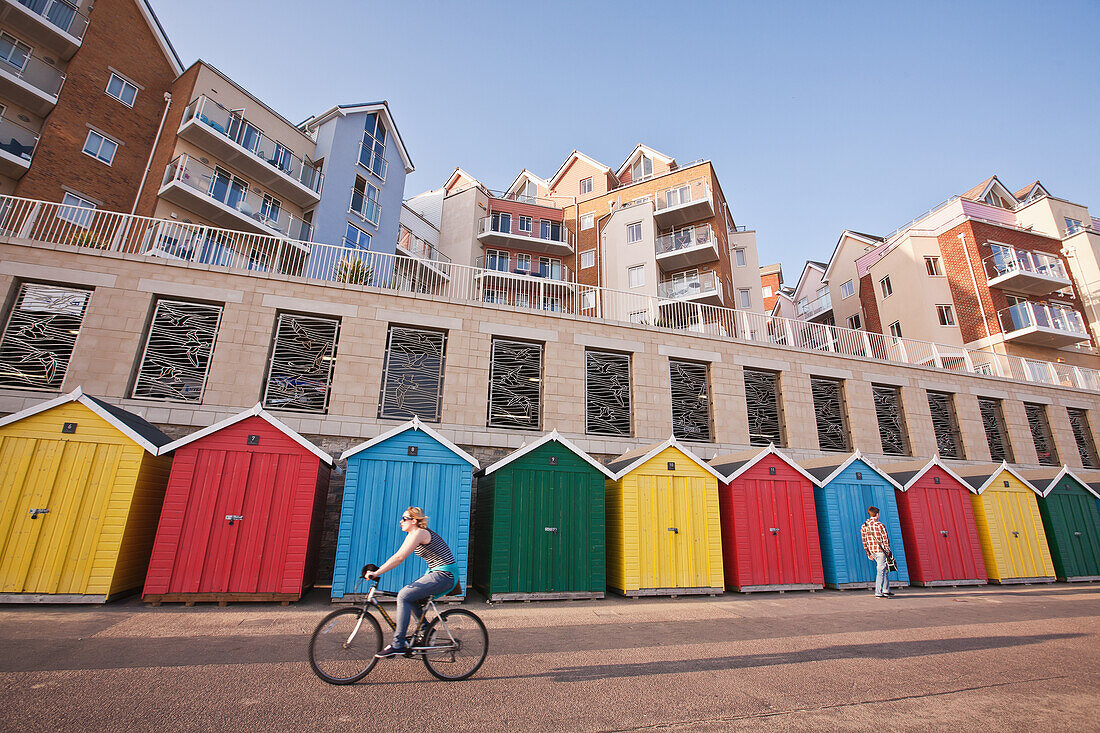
left=347, top=578, right=459, bottom=655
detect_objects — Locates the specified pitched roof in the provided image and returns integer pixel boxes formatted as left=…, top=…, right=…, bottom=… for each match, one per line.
left=443, top=167, right=482, bottom=193
left=1017, top=466, right=1100, bottom=499
left=961, top=176, right=997, bottom=201
left=877, top=456, right=974, bottom=492
left=0, top=387, right=171, bottom=454
left=479, top=430, right=615, bottom=478
left=709, top=445, right=820, bottom=485
left=301, top=102, right=414, bottom=173
left=952, top=462, right=1038, bottom=495
left=505, top=169, right=550, bottom=198
left=615, top=144, right=675, bottom=178
left=796, top=451, right=902, bottom=490
left=340, top=416, right=479, bottom=468
left=137, top=0, right=184, bottom=74
left=605, top=437, right=724, bottom=481
left=821, top=230, right=885, bottom=282
left=157, top=404, right=333, bottom=463
left=547, top=150, right=613, bottom=189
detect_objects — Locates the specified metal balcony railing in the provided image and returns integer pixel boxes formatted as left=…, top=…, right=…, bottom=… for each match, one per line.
left=478, top=215, right=573, bottom=248
left=658, top=271, right=720, bottom=300
left=17, top=0, right=89, bottom=39
left=1, top=193, right=1097, bottom=393
left=654, top=178, right=710, bottom=212
left=358, top=139, right=387, bottom=181
left=984, top=246, right=1068, bottom=281
left=655, top=224, right=717, bottom=256
left=474, top=255, right=571, bottom=282
left=998, top=301, right=1087, bottom=335
left=799, top=292, right=832, bottom=319
left=0, top=49, right=65, bottom=97
left=398, top=228, right=451, bottom=264
left=0, top=113, right=39, bottom=161
left=182, top=96, right=324, bottom=194
left=350, top=184, right=381, bottom=226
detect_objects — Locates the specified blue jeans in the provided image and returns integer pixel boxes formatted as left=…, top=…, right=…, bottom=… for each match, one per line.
left=393, top=570, right=455, bottom=647
left=874, top=552, right=891, bottom=596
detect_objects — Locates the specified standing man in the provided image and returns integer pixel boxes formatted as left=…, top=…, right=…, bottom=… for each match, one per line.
left=861, top=506, right=894, bottom=598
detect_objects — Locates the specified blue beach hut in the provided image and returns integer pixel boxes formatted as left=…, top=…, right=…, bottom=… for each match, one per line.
left=799, top=451, right=910, bottom=589
left=331, top=417, right=479, bottom=599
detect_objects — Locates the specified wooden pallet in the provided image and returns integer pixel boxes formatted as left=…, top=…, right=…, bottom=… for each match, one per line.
left=488, top=591, right=604, bottom=602
left=736, top=583, right=822, bottom=594
left=988, top=576, right=1057, bottom=585
left=616, top=586, right=725, bottom=598
left=911, top=579, right=987, bottom=587
left=827, top=582, right=912, bottom=590
left=143, top=593, right=300, bottom=607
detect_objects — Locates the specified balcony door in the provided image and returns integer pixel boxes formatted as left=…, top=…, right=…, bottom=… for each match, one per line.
left=491, top=212, right=511, bottom=234
left=539, top=220, right=562, bottom=242
left=210, top=167, right=247, bottom=210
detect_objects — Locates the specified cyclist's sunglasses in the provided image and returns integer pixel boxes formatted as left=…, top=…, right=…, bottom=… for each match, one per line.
left=400, top=515, right=415, bottom=522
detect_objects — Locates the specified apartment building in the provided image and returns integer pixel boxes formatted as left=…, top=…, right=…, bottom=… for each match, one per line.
left=818, top=231, right=883, bottom=332
left=854, top=177, right=1097, bottom=370
left=760, top=263, right=783, bottom=311
left=1, top=0, right=180, bottom=211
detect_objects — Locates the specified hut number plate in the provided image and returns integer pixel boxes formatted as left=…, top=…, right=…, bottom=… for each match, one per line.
left=226, top=515, right=244, bottom=525
left=28, top=508, right=49, bottom=518
left=544, top=527, right=558, bottom=533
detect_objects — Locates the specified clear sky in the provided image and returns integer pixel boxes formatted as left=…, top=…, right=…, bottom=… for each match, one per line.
left=151, top=0, right=1100, bottom=279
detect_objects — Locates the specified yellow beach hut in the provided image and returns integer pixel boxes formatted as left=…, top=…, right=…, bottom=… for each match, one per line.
left=604, top=438, right=725, bottom=596
left=954, top=462, right=1056, bottom=584
left=0, top=388, right=173, bottom=602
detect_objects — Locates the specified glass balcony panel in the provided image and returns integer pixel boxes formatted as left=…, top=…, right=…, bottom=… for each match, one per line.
left=17, top=0, right=88, bottom=38
left=0, top=50, right=65, bottom=97
left=0, top=114, right=39, bottom=161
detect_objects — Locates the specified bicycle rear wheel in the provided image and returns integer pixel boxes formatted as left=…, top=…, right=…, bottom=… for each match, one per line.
left=309, top=607, right=382, bottom=684
left=421, top=608, right=488, bottom=681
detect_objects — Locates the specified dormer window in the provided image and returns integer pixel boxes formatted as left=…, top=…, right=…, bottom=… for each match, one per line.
left=631, top=155, right=653, bottom=181
left=983, top=190, right=1009, bottom=208
left=518, top=179, right=538, bottom=204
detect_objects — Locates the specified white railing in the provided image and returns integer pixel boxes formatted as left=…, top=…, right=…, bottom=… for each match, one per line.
left=799, top=292, right=832, bottom=319
left=984, top=246, right=1068, bottom=281
left=398, top=227, right=451, bottom=264
left=162, top=155, right=313, bottom=241
left=0, top=52, right=66, bottom=98
left=474, top=255, right=571, bottom=282
left=658, top=271, right=720, bottom=300
left=16, top=0, right=89, bottom=40
left=654, top=178, right=710, bottom=212
left=477, top=215, right=573, bottom=249
left=182, top=96, right=324, bottom=194
left=655, top=224, right=717, bottom=256
left=998, top=302, right=1088, bottom=336
left=0, top=114, right=39, bottom=161
left=1, top=193, right=1098, bottom=393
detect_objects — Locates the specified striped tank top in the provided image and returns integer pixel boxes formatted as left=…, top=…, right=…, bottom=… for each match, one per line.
left=414, top=529, right=455, bottom=569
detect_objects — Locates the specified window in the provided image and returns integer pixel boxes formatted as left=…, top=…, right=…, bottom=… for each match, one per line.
left=0, top=283, right=91, bottom=390
left=485, top=249, right=508, bottom=271
left=797, top=297, right=808, bottom=315
left=925, top=256, right=942, bottom=276
left=738, top=288, right=751, bottom=308
left=515, top=253, right=531, bottom=272
left=585, top=350, right=631, bottom=436
left=57, top=192, right=96, bottom=228
left=539, top=219, right=563, bottom=242
left=631, top=155, right=653, bottom=181
left=873, top=384, right=909, bottom=456
left=344, top=222, right=372, bottom=250
left=670, top=360, right=711, bottom=441
left=936, top=304, right=956, bottom=326
left=351, top=176, right=381, bottom=225
left=260, top=193, right=282, bottom=226
left=263, top=313, right=339, bottom=413
left=978, top=397, right=1013, bottom=463
left=0, top=32, right=30, bottom=71
left=1024, top=403, right=1058, bottom=466
left=1065, top=217, right=1084, bottom=235
left=491, top=212, right=511, bottom=234
left=488, top=339, right=542, bottom=429
left=580, top=249, right=595, bottom=269
left=811, top=376, right=850, bottom=451
left=579, top=177, right=592, bottom=195
left=847, top=313, right=862, bottom=330
left=762, top=285, right=773, bottom=298
left=132, top=300, right=222, bottom=402
left=82, top=130, right=118, bottom=165
left=360, top=112, right=387, bottom=180
left=840, top=280, right=854, bottom=298
left=580, top=213, right=594, bottom=230
left=734, top=248, right=747, bottom=267
left=880, top=275, right=893, bottom=298
left=517, top=180, right=537, bottom=204
left=1067, top=408, right=1099, bottom=468
left=927, top=391, right=963, bottom=458
left=628, top=265, right=644, bottom=288
left=627, top=222, right=642, bottom=243
left=744, top=368, right=784, bottom=446
left=378, top=326, right=446, bottom=421
left=518, top=215, right=532, bottom=233
left=537, top=256, right=561, bottom=280
left=105, top=72, right=138, bottom=107
left=889, top=321, right=903, bottom=338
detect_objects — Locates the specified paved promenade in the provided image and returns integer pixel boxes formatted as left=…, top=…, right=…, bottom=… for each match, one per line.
left=1, top=584, right=1098, bottom=731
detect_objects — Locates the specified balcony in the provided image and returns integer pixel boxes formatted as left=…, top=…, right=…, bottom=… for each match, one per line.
left=654, top=178, right=713, bottom=228
left=799, top=292, right=832, bottom=321
left=474, top=254, right=573, bottom=284
left=477, top=214, right=573, bottom=256
left=0, top=1, right=87, bottom=60
left=396, top=228, right=451, bottom=282
left=158, top=155, right=313, bottom=241
left=178, top=96, right=323, bottom=207
left=655, top=223, right=719, bottom=271
left=0, top=50, right=64, bottom=115
left=658, top=271, right=724, bottom=306
left=998, top=301, right=1090, bottom=347
left=984, top=246, right=1071, bottom=296
left=0, top=113, right=37, bottom=177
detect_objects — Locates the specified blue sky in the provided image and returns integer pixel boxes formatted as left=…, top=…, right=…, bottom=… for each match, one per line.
left=151, top=1, right=1100, bottom=278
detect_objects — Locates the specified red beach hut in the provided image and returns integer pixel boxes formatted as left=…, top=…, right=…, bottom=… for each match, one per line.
left=143, top=404, right=333, bottom=603
left=882, top=457, right=987, bottom=587
left=710, top=446, right=824, bottom=592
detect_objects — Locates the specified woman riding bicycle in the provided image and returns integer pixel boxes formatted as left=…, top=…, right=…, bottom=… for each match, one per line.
left=366, top=506, right=458, bottom=658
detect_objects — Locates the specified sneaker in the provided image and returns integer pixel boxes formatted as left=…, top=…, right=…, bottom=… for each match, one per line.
left=885, top=592, right=896, bottom=596
left=375, top=644, right=409, bottom=659
left=875, top=594, right=886, bottom=598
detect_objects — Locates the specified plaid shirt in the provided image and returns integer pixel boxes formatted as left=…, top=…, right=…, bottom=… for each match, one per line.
left=861, top=517, right=891, bottom=558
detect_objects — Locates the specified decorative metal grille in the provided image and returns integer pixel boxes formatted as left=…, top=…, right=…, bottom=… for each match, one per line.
left=978, top=397, right=1013, bottom=463
left=744, top=368, right=783, bottom=446
left=262, top=313, right=339, bottom=413
left=811, top=376, right=849, bottom=451
left=669, top=359, right=711, bottom=441
left=131, top=300, right=222, bottom=402
left=927, top=391, right=963, bottom=459
left=1067, top=408, right=1099, bottom=469
left=378, top=326, right=446, bottom=421
left=0, top=283, right=91, bottom=390
left=487, top=339, right=542, bottom=429
left=585, top=350, right=631, bottom=436
left=872, top=384, right=908, bottom=456
left=1024, top=403, right=1058, bottom=466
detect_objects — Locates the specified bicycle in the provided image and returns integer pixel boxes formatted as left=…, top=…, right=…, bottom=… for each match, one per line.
left=308, top=564, right=489, bottom=684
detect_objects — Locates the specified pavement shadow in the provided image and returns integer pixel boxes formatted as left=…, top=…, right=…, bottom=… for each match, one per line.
left=475, top=632, right=1084, bottom=684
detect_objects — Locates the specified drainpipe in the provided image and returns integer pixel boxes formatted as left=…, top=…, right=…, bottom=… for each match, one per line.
left=1061, top=241, right=1100, bottom=349
left=131, top=92, right=173, bottom=215
left=959, top=231, right=992, bottom=341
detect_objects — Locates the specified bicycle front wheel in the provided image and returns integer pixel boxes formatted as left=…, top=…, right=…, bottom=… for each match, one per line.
left=309, top=607, right=383, bottom=684
left=421, top=608, right=489, bottom=681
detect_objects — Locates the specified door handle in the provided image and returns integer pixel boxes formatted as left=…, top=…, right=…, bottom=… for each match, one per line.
left=769, top=527, right=780, bottom=535
left=544, top=527, right=558, bottom=533
left=940, top=530, right=949, bottom=537
left=1012, top=531, right=1019, bottom=538
left=1075, top=531, right=1082, bottom=537
left=226, top=514, right=244, bottom=525
left=28, top=508, right=49, bottom=519
left=668, top=527, right=678, bottom=534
